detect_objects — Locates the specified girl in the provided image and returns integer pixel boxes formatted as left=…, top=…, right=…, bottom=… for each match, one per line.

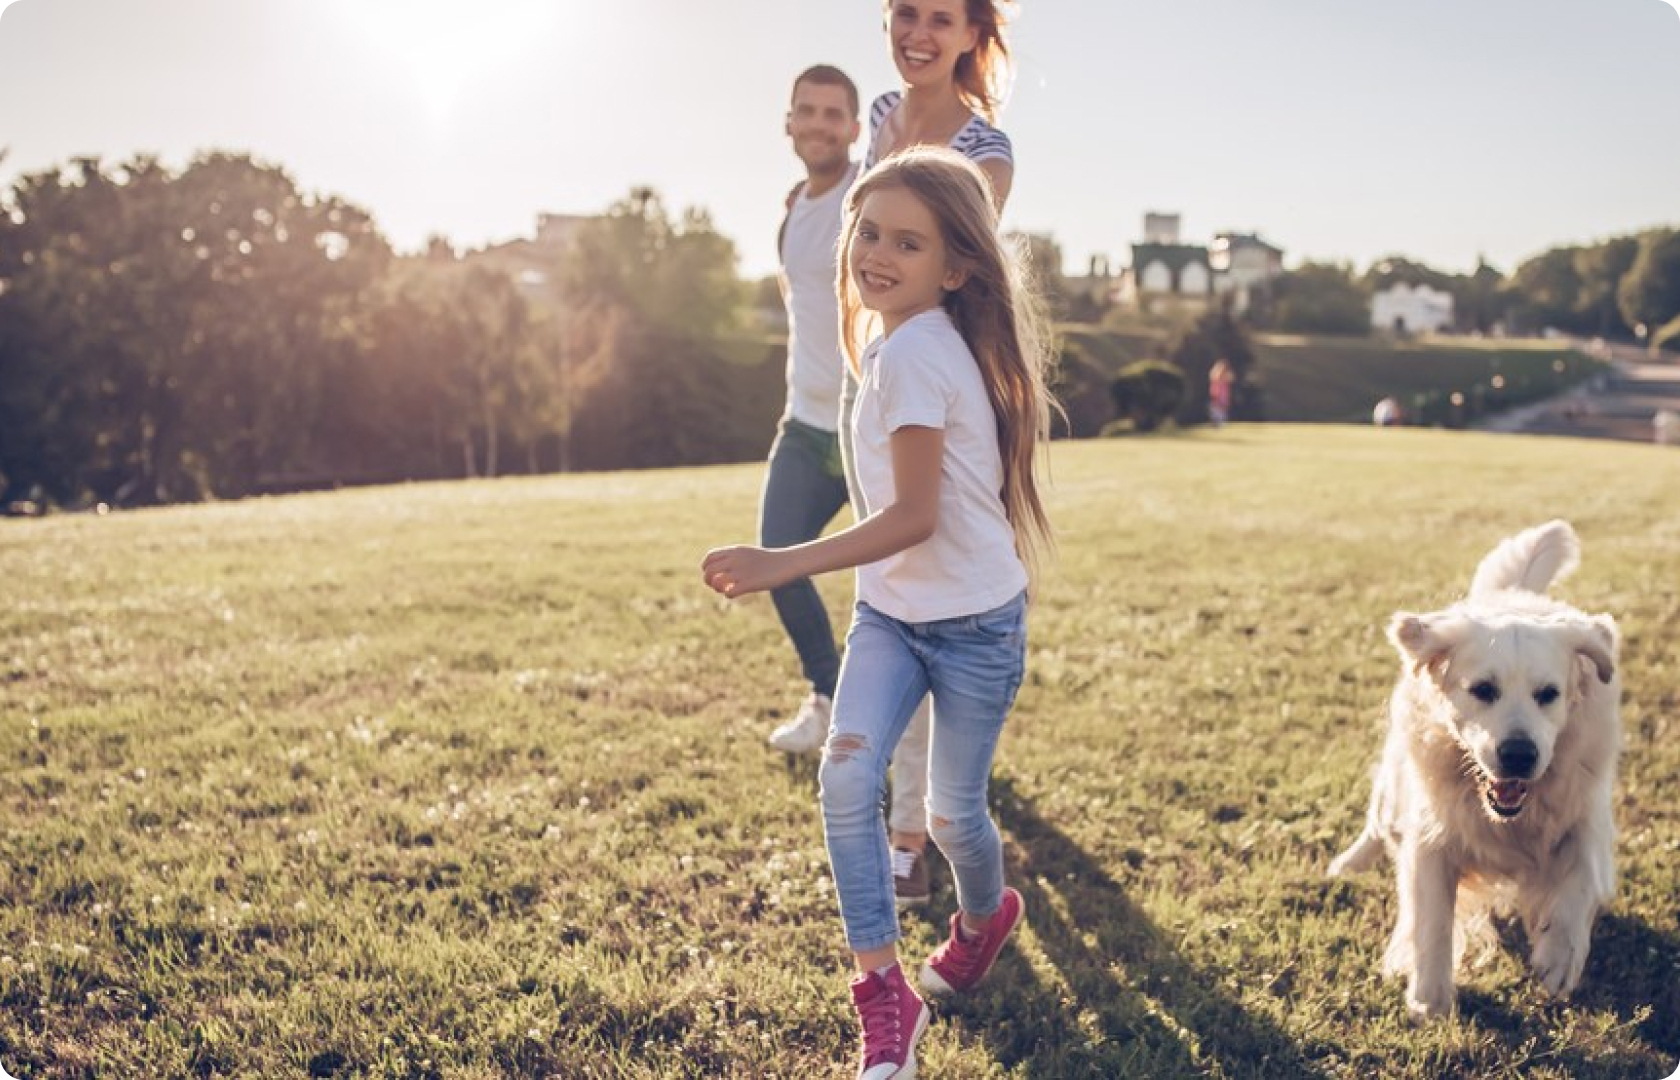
left=860, top=0, right=1019, bottom=911
left=702, top=146, right=1053, bottom=1080
left=1208, top=358, right=1235, bottom=426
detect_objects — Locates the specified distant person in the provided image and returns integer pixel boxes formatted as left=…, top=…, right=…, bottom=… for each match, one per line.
left=1655, top=408, right=1680, bottom=446
left=1208, top=359, right=1235, bottom=426
left=845, top=0, right=1022, bottom=912
left=703, top=147, right=1054, bottom=1080
left=1372, top=396, right=1402, bottom=427
left=756, top=65, right=863, bottom=758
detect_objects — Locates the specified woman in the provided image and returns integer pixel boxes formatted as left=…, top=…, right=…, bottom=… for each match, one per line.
left=847, top=0, right=1021, bottom=914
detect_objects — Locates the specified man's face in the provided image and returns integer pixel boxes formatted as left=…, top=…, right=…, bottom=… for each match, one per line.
left=786, top=81, right=859, bottom=175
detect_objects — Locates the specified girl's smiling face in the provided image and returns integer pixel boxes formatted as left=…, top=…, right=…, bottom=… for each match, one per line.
left=886, top=0, right=978, bottom=90
left=849, top=185, right=966, bottom=336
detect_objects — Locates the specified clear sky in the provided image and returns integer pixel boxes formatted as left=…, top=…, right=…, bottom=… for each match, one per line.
left=2, top=0, right=1676, bottom=279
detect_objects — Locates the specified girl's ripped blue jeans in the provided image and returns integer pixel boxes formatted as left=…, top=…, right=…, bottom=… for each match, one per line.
left=819, top=591, right=1027, bottom=953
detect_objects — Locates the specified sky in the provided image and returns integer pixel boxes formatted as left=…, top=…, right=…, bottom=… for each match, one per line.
left=1, top=0, right=1677, bottom=280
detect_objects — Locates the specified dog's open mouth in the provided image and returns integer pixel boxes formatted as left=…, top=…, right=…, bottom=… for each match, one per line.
left=1482, top=777, right=1531, bottom=819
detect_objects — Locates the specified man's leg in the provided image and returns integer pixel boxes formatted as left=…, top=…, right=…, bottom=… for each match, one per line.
left=759, top=421, right=849, bottom=751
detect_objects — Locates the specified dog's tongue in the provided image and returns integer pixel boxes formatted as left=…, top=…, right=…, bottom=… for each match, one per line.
left=1490, top=779, right=1529, bottom=809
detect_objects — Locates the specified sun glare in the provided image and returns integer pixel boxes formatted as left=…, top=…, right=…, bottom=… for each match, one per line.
left=331, top=0, right=560, bottom=127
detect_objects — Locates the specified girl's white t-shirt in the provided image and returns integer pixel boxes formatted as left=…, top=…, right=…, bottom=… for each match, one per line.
left=851, top=308, right=1027, bottom=623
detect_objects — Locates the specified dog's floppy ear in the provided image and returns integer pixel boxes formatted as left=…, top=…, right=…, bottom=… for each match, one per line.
left=1570, top=613, right=1618, bottom=685
left=1388, top=611, right=1460, bottom=676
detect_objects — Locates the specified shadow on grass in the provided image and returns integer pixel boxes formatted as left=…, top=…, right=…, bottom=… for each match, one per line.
left=932, top=778, right=1329, bottom=1078
left=1384, top=910, right=1677, bottom=1078
left=1576, top=913, right=1680, bottom=1062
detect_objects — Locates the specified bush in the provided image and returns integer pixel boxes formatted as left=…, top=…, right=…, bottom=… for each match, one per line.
left=1110, top=360, right=1187, bottom=433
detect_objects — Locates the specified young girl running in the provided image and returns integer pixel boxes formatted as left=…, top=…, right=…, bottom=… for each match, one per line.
left=702, top=146, right=1054, bottom=1080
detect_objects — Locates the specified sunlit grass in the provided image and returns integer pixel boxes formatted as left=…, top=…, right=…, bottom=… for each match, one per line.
left=2, top=425, right=1677, bottom=1077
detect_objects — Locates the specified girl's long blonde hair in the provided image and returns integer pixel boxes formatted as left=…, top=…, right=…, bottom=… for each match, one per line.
left=838, top=145, right=1056, bottom=579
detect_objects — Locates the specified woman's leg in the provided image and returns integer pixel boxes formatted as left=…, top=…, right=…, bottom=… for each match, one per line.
left=888, top=701, right=931, bottom=844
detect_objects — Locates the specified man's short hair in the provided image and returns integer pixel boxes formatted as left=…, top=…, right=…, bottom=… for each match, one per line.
left=792, top=64, right=859, bottom=119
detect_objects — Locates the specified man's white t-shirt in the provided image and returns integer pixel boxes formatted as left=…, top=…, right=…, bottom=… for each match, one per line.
left=780, top=164, right=859, bottom=432
left=851, top=308, right=1028, bottom=623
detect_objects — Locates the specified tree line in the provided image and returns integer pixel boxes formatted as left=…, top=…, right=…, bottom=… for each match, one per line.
left=0, top=154, right=776, bottom=509
left=1247, top=236, right=1680, bottom=343
left=3, top=150, right=1676, bottom=509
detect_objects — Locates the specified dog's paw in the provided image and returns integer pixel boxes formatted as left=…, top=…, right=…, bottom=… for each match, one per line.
left=1531, top=930, right=1586, bottom=998
left=1406, top=978, right=1456, bottom=1021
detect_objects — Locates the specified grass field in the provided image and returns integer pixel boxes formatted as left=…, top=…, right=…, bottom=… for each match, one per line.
left=1250, top=336, right=1594, bottom=424
left=3, top=426, right=1678, bottom=1078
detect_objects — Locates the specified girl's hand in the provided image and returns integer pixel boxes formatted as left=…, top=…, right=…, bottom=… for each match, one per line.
left=701, top=545, right=796, bottom=599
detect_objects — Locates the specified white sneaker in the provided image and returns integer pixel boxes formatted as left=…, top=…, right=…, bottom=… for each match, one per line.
left=768, top=693, right=830, bottom=754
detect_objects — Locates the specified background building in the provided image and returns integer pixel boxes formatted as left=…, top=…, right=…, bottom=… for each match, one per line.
left=1371, top=281, right=1455, bottom=335
left=1117, top=213, right=1284, bottom=315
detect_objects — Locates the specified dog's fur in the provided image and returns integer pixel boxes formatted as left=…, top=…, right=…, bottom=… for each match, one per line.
left=1329, top=520, right=1622, bottom=1019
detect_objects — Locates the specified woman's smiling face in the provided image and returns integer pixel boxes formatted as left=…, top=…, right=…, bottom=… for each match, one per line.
left=885, top=0, right=978, bottom=90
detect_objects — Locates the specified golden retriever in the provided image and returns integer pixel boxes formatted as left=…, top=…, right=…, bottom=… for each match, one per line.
left=1329, top=520, right=1622, bottom=1019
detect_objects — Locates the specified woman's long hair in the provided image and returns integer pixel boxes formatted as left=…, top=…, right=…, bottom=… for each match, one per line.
left=953, top=0, right=1015, bottom=124
left=837, top=146, right=1056, bottom=580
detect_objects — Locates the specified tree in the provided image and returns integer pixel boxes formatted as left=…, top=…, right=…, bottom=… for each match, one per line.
left=167, top=153, right=390, bottom=497
left=1618, top=228, right=1680, bottom=350
left=0, top=152, right=390, bottom=504
left=1573, top=237, right=1638, bottom=339
left=0, top=155, right=184, bottom=503
left=1452, top=259, right=1509, bottom=335
left=356, top=256, right=550, bottom=480
left=1505, top=246, right=1586, bottom=336
left=554, top=187, right=758, bottom=469
left=1363, top=256, right=1455, bottom=295
left=1271, top=262, right=1370, bottom=336
left=1050, top=337, right=1114, bottom=438
left=558, top=188, right=745, bottom=339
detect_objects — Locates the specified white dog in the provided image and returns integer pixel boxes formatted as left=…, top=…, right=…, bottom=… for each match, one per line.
left=1329, top=520, right=1622, bottom=1019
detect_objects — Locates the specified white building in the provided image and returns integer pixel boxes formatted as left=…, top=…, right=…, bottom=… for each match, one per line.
left=1371, top=282, right=1454, bottom=335
left=1209, top=232, right=1285, bottom=314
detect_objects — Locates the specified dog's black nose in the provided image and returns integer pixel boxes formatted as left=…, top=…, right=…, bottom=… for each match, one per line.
left=1497, top=737, right=1539, bottom=778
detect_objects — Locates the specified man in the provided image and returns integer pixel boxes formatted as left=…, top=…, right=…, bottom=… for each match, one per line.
left=761, top=65, right=933, bottom=909
left=760, top=65, right=862, bottom=756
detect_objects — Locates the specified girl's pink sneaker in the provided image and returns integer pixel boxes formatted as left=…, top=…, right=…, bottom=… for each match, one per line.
left=849, top=963, right=930, bottom=1079
left=919, top=886, right=1024, bottom=995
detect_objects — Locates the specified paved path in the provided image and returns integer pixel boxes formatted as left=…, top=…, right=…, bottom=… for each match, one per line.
left=1472, top=358, right=1680, bottom=443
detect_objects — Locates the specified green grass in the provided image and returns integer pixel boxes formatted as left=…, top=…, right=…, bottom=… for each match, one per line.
left=1251, top=336, right=1596, bottom=423
left=3, top=426, right=1678, bottom=1078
